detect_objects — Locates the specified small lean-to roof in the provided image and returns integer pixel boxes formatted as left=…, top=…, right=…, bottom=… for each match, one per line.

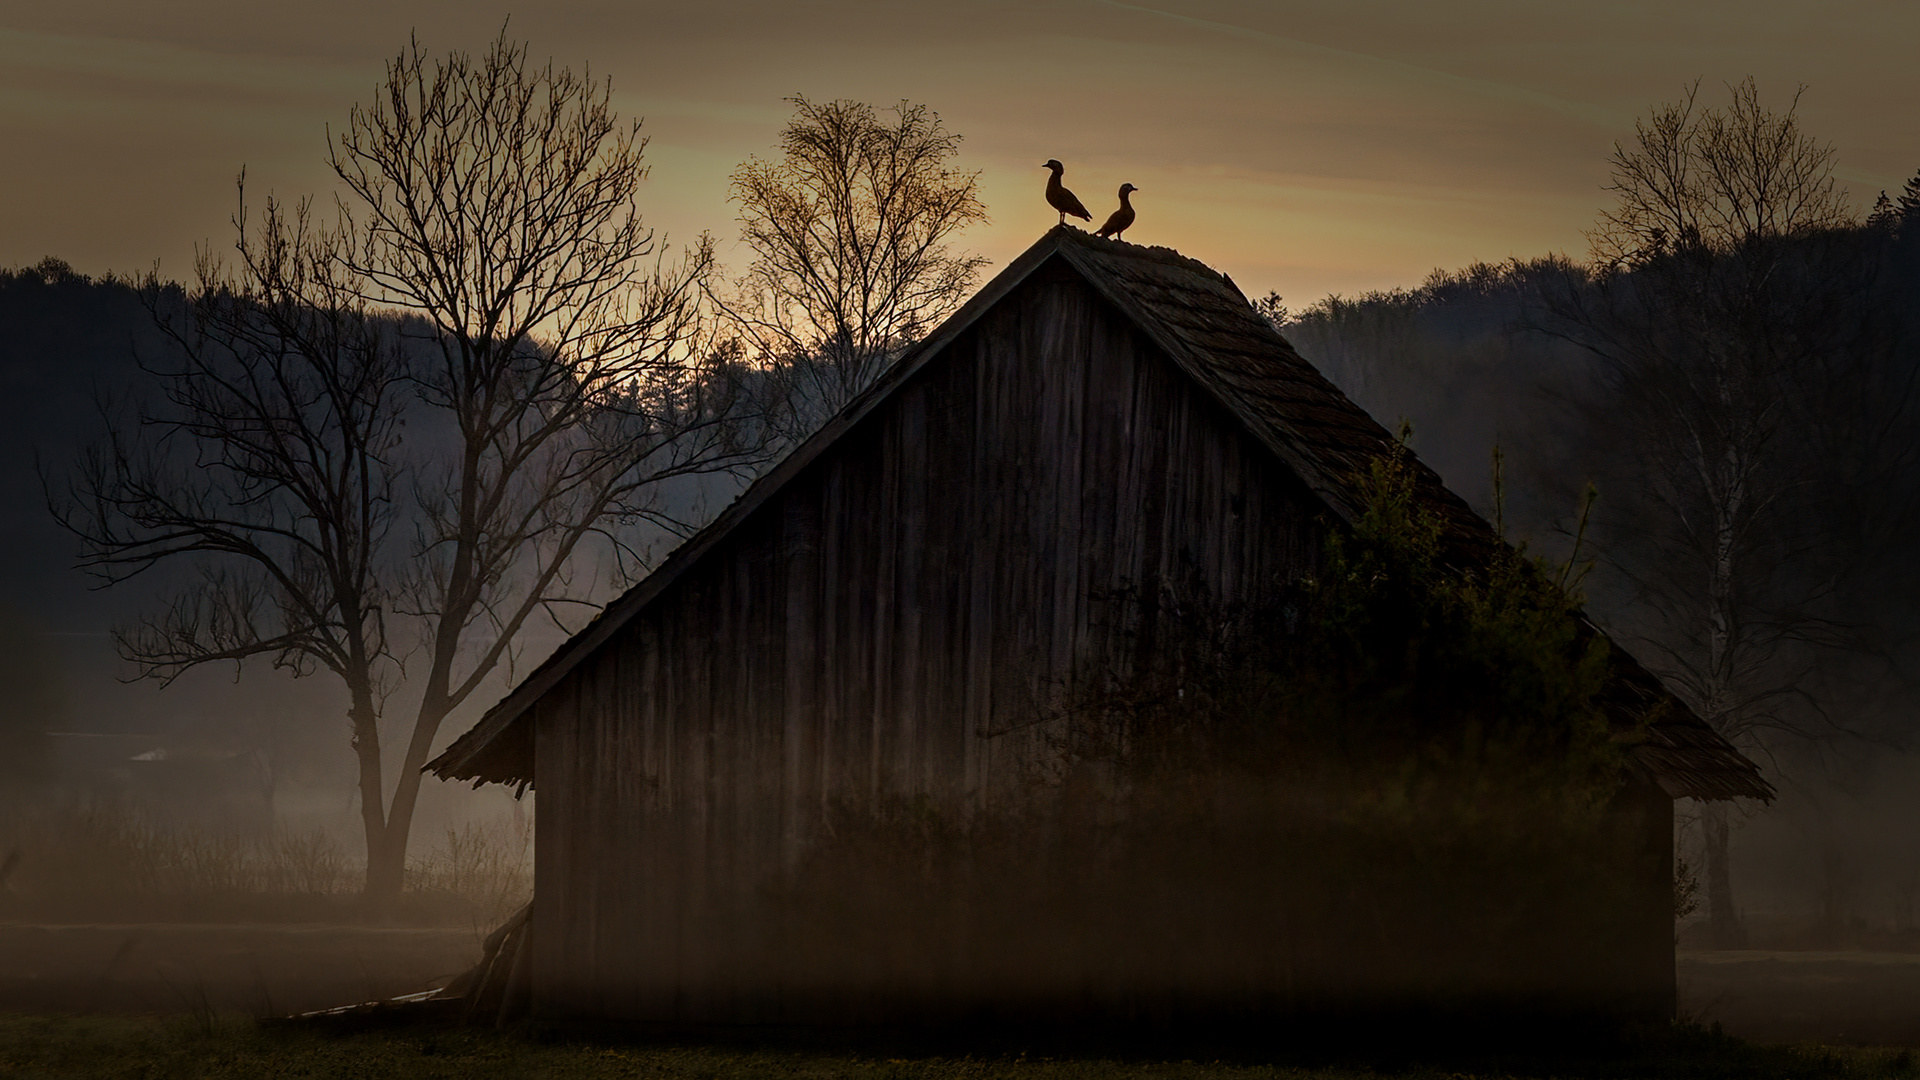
left=426, top=226, right=1772, bottom=803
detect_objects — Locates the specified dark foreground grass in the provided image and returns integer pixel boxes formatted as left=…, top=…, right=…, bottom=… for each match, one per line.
left=1, top=1013, right=1916, bottom=1080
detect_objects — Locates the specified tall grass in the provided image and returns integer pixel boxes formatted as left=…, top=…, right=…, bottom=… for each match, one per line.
left=404, top=817, right=533, bottom=928
left=0, top=806, right=528, bottom=925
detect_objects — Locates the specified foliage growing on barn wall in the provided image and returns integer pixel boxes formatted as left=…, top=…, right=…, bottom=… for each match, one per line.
left=1060, top=427, right=1634, bottom=835
left=1292, top=434, right=1627, bottom=822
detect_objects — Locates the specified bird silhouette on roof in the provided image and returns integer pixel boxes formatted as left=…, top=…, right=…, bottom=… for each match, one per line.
left=1043, top=160, right=1092, bottom=226
left=1096, top=183, right=1137, bottom=240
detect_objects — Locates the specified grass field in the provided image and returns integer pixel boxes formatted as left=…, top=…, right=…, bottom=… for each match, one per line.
left=1, top=1014, right=1917, bottom=1080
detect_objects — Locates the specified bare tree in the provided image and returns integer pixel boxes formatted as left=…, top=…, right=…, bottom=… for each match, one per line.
left=1588, top=79, right=1852, bottom=269
left=1545, top=78, right=1892, bottom=945
left=57, top=190, right=405, bottom=845
left=720, top=96, right=989, bottom=426
left=57, top=34, right=769, bottom=900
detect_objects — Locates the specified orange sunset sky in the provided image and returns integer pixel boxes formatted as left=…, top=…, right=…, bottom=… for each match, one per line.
left=3, top=0, right=1916, bottom=306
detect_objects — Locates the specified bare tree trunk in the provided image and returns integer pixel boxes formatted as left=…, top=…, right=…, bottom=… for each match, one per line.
left=363, top=820, right=406, bottom=904
left=1699, top=432, right=1747, bottom=948
left=349, top=679, right=401, bottom=902
left=362, top=696, right=455, bottom=903
left=1702, top=799, right=1743, bottom=947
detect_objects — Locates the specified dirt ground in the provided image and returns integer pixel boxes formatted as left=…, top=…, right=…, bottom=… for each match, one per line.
left=0, top=922, right=481, bottom=1017
left=4, top=926, right=1918, bottom=1045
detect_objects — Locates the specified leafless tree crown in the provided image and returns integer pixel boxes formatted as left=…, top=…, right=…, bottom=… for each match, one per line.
left=331, top=35, right=701, bottom=393
left=1589, top=78, right=1851, bottom=268
left=723, top=96, right=989, bottom=420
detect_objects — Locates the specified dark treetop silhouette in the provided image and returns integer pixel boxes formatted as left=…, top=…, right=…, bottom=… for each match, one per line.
left=1043, top=159, right=1092, bottom=225
left=1097, top=183, right=1138, bottom=239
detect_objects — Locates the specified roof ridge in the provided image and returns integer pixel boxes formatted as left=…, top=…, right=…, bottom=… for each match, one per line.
left=1048, top=224, right=1226, bottom=277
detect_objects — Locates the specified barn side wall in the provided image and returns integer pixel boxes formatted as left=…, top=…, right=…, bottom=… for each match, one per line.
left=530, top=262, right=1674, bottom=1027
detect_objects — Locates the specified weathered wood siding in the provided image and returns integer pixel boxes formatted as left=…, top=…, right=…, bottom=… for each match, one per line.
left=534, top=265, right=1324, bottom=1020
left=529, top=261, right=1675, bottom=1025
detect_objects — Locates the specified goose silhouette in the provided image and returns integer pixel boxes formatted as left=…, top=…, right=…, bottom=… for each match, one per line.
left=1096, top=183, right=1137, bottom=240
left=1042, top=160, right=1092, bottom=226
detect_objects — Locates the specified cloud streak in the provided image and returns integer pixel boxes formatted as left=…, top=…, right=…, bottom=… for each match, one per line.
left=1089, top=0, right=1630, bottom=130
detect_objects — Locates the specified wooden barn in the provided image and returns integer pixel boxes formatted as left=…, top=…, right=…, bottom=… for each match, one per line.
left=428, top=226, right=1770, bottom=1029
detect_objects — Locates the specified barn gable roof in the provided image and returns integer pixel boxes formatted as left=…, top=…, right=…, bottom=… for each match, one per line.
left=427, top=226, right=1772, bottom=803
